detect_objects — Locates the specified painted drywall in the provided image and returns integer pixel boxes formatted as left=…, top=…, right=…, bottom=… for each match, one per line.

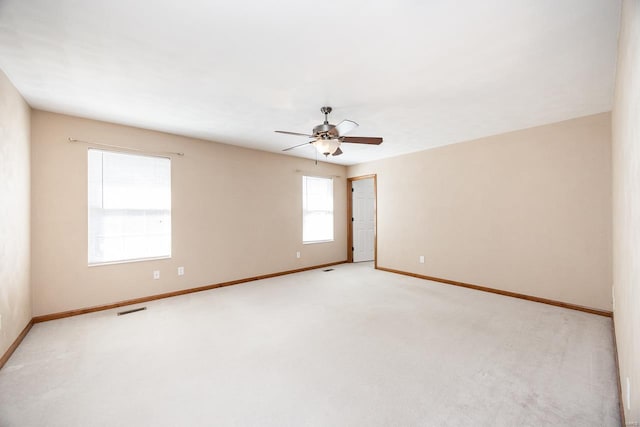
left=0, top=0, right=621, bottom=166
left=30, top=111, right=347, bottom=316
left=612, top=0, right=640, bottom=422
left=348, top=113, right=612, bottom=311
left=0, top=70, right=31, bottom=356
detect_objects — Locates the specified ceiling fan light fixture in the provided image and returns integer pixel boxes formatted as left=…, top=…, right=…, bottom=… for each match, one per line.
left=313, top=138, right=340, bottom=156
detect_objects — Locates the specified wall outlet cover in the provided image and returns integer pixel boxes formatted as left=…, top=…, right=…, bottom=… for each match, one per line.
left=178, top=266, right=185, bottom=276
left=153, top=270, right=160, bottom=280
left=612, top=286, right=615, bottom=309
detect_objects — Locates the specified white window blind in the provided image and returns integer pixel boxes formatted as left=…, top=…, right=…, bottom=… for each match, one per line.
left=88, top=149, right=171, bottom=265
left=302, top=176, right=334, bottom=243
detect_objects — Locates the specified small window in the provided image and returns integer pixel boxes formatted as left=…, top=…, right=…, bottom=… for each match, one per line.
left=88, top=149, right=171, bottom=265
left=302, top=176, right=334, bottom=243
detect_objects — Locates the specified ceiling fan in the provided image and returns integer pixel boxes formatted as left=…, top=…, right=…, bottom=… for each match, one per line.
left=276, top=106, right=383, bottom=157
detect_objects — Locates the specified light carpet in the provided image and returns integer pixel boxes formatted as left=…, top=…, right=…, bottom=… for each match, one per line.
left=0, top=262, right=620, bottom=426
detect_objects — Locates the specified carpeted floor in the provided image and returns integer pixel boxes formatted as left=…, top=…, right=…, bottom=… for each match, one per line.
left=0, top=262, right=620, bottom=426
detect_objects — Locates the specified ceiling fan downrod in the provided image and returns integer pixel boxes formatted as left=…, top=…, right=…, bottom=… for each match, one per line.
left=320, top=106, right=332, bottom=124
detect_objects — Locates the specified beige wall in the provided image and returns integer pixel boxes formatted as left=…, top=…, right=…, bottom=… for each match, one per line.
left=0, top=70, right=31, bottom=356
left=31, top=111, right=347, bottom=316
left=612, top=0, right=640, bottom=422
left=348, top=113, right=612, bottom=311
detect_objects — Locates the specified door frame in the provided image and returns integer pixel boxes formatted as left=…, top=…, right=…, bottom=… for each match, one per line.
left=347, top=174, right=377, bottom=267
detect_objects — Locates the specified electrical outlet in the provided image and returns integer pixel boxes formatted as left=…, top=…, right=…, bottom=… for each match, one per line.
left=627, top=377, right=631, bottom=411
left=612, top=286, right=615, bottom=310
left=0, top=314, right=2, bottom=331
left=178, top=266, right=184, bottom=276
left=419, top=255, right=425, bottom=264
left=296, top=251, right=301, bottom=259
left=153, top=270, right=160, bottom=280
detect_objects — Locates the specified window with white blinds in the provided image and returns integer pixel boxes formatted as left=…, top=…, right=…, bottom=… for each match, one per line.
left=88, top=149, right=171, bottom=265
left=302, top=176, right=334, bottom=243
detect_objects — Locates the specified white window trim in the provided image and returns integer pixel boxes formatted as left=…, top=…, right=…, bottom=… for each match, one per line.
left=302, top=175, right=334, bottom=244
left=88, top=148, right=172, bottom=266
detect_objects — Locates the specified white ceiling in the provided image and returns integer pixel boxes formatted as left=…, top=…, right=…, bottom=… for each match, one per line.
left=0, top=0, right=621, bottom=165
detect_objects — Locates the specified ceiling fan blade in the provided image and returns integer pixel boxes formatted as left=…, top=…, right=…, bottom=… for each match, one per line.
left=275, top=130, right=314, bottom=137
left=332, top=147, right=343, bottom=156
left=334, top=119, right=359, bottom=136
left=341, top=136, right=383, bottom=145
left=282, top=141, right=313, bottom=152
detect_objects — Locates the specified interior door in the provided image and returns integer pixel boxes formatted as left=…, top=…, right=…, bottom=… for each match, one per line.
left=352, top=178, right=375, bottom=262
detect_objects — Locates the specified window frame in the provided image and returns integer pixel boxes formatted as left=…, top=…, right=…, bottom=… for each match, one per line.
left=302, top=175, right=334, bottom=244
left=87, top=148, right=172, bottom=266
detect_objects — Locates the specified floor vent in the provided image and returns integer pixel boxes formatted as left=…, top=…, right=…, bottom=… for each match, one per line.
left=323, top=268, right=334, bottom=272
left=117, top=307, right=147, bottom=316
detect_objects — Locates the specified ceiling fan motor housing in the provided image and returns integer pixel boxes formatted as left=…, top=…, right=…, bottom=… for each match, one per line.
left=313, top=123, right=337, bottom=138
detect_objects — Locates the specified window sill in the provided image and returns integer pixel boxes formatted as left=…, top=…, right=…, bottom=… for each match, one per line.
left=303, top=240, right=334, bottom=245
left=88, top=255, right=171, bottom=267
